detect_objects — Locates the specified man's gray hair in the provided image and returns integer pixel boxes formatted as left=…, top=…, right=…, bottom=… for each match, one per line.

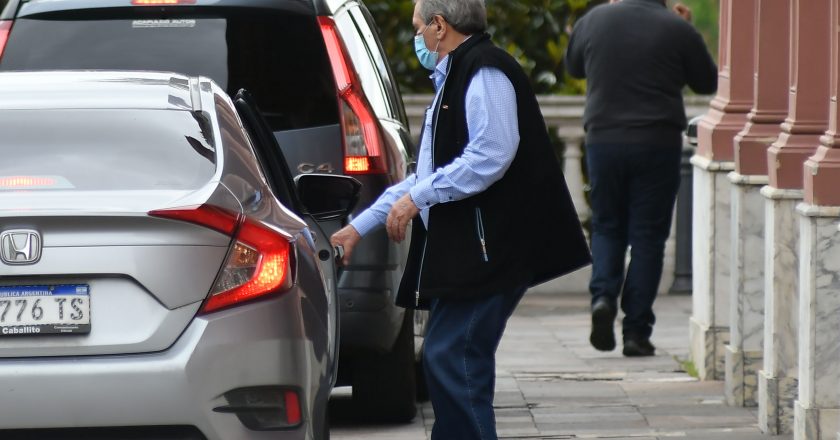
left=415, top=0, right=487, bottom=35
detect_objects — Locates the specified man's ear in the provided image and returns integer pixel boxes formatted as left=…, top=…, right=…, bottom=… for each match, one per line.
left=433, top=16, right=446, bottom=38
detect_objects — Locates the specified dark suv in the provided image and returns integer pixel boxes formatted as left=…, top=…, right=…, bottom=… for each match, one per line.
left=0, top=0, right=422, bottom=422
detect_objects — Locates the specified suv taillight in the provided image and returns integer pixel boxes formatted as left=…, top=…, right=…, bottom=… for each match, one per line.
left=149, top=205, right=294, bottom=314
left=0, top=21, right=13, bottom=62
left=131, top=0, right=196, bottom=5
left=318, top=16, right=387, bottom=175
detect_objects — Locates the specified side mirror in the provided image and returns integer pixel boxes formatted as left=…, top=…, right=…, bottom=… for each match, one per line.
left=295, top=174, right=362, bottom=222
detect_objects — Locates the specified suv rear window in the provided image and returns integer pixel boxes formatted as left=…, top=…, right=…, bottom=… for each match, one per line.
left=0, top=10, right=339, bottom=131
left=0, top=109, right=216, bottom=191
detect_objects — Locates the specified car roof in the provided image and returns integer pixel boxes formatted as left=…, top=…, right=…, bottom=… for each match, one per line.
left=3, top=0, right=338, bottom=19
left=0, top=71, right=211, bottom=111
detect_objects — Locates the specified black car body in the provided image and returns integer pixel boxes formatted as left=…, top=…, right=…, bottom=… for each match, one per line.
left=0, top=0, right=422, bottom=421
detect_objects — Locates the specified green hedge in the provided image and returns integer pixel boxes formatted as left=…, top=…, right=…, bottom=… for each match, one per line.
left=363, top=0, right=718, bottom=95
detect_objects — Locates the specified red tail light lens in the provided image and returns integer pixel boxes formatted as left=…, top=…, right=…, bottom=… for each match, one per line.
left=284, top=390, right=302, bottom=425
left=318, top=17, right=387, bottom=175
left=148, top=205, right=294, bottom=314
left=148, top=204, right=239, bottom=235
left=0, top=21, right=13, bottom=62
left=205, top=218, right=292, bottom=313
left=131, top=0, right=196, bottom=5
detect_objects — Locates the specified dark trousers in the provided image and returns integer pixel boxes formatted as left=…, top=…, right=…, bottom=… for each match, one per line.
left=586, top=142, right=681, bottom=339
left=423, top=286, right=527, bottom=440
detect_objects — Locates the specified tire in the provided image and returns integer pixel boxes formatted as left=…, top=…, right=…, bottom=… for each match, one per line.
left=415, top=358, right=429, bottom=403
left=351, top=310, right=417, bottom=423
left=313, top=390, right=330, bottom=440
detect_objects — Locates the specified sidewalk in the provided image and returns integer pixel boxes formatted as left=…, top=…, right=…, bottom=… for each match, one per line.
left=330, top=290, right=788, bottom=440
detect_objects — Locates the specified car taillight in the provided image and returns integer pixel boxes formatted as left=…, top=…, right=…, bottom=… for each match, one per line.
left=131, top=0, right=196, bottom=5
left=0, top=21, right=13, bottom=62
left=148, top=205, right=294, bottom=314
left=0, top=176, right=57, bottom=189
left=318, top=16, right=387, bottom=175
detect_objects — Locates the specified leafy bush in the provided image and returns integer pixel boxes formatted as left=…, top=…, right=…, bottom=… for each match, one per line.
left=363, top=0, right=718, bottom=95
left=365, top=0, right=596, bottom=94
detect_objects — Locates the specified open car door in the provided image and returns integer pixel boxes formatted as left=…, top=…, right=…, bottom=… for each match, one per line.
left=233, top=89, right=360, bottom=385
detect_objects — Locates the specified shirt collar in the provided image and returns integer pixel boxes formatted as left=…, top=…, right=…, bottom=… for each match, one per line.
left=430, top=55, right=449, bottom=91
left=429, top=35, right=472, bottom=91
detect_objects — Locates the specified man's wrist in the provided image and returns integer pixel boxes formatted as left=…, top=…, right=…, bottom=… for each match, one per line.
left=349, top=213, right=378, bottom=237
left=409, top=184, right=437, bottom=209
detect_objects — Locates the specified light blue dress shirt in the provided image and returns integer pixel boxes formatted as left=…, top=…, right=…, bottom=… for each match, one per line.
left=350, top=53, right=520, bottom=236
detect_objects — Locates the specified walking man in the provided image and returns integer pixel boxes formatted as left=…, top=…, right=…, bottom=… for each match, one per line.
left=330, top=0, right=590, bottom=437
left=565, top=0, right=717, bottom=356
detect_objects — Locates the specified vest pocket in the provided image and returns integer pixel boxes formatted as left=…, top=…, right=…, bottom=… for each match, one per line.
left=475, top=207, right=489, bottom=262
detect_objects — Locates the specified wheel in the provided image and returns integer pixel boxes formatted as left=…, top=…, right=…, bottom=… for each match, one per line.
left=313, top=395, right=330, bottom=440
left=415, top=358, right=429, bottom=403
left=351, top=310, right=417, bottom=423
left=413, top=309, right=429, bottom=403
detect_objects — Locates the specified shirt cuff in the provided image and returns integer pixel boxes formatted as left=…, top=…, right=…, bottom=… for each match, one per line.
left=409, top=176, right=441, bottom=209
left=349, top=210, right=383, bottom=237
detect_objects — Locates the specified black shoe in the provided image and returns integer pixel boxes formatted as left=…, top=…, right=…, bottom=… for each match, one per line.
left=589, top=299, right=616, bottom=351
left=622, top=337, right=656, bottom=357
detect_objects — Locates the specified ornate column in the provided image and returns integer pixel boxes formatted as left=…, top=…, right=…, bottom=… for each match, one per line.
left=557, top=126, right=591, bottom=226
left=794, top=1, right=840, bottom=438
left=726, top=0, right=788, bottom=411
left=757, top=0, right=823, bottom=432
left=690, top=0, right=755, bottom=381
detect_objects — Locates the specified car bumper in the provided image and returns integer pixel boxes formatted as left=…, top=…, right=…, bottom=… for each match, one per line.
left=0, top=291, right=320, bottom=440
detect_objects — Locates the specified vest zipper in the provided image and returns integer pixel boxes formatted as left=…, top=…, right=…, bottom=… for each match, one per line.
left=415, top=241, right=427, bottom=307
left=414, top=60, right=453, bottom=307
left=475, top=207, right=489, bottom=262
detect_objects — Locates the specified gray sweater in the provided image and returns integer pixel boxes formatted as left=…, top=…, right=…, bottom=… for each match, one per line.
left=565, top=0, right=717, bottom=146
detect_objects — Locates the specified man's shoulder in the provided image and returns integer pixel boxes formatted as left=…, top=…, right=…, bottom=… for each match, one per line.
left=572, top=3, right=608, bottom=27
left=655, top=10, right=705, bottom=42
left=464, top=40, right=516, bottom=68
left=472, top=45, right=527, bottom=80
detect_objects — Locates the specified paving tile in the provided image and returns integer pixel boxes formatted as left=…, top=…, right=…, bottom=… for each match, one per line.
left=331, top=291, right=790, bottom=440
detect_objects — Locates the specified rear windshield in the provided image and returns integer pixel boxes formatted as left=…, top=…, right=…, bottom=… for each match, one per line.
left=0, top=109, right=216, bottom=191
left=0, top=10, right=339, bottom=131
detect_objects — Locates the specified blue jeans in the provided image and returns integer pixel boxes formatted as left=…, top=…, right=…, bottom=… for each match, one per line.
left=424, top=286, right=527, bottom=440
left=586, top=142, right=681, bottom=339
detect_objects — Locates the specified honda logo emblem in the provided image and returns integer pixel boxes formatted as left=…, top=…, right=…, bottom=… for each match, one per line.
left=0, top=230, right=42, bottom=265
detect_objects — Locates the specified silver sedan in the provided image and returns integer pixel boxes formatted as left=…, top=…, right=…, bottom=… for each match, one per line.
left=0, top=71, right=357, bottom=440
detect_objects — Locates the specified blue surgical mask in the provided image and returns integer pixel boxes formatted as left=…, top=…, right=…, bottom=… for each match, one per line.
left=414, top=23, right=440, bottom=71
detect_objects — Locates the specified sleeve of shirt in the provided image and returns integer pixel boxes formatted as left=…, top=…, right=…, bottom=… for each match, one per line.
left=682, top=26, right=718, bottom=95
left=565, top=17, right=587, bottom=79
left=409, top=67, right=520, bottom=209
left=350, top=174, right=416, bottom=237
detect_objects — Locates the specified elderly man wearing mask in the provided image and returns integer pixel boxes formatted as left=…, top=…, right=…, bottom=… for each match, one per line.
left=331, top=0, right=590, bottom=438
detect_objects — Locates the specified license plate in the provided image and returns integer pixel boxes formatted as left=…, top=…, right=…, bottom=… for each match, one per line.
left=0, top=285, right=91, bottom=336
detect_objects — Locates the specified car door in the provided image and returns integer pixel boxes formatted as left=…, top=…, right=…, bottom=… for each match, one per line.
left=333, top=2, right=427, bottom=355
left=232, top=89, right=344, bottom=383
left=333, top=1, right=414, bottom=165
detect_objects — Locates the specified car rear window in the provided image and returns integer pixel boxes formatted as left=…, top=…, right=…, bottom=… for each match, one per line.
left=0, top=10, right=339, bottom=131
left=0, top=109, right=216, bottom=191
